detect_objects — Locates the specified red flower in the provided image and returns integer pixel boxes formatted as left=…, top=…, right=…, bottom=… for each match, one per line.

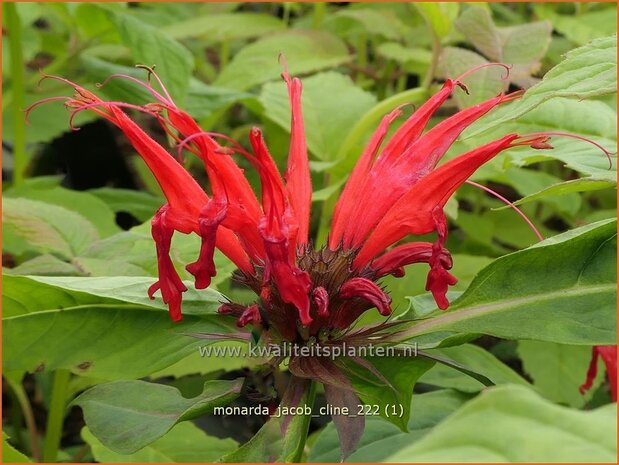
left=580, top=345, right=617, bottom=402
left=29, top=64, right=611, bottom=341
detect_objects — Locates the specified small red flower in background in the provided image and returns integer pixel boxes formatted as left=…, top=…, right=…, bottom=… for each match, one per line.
left=28, top=64, right=611, bottom=343
left=580, top=345, right=617, bottom=402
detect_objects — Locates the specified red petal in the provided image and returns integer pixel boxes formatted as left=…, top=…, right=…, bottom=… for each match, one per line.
left=237, top=304, right=262, bottom=328
left=581, top=346, right=617, bottom=401
left=185, top=199, right=227, bottom=289
left=355, top=134, right=519, bottom=266
left=339, top=277, right=392, bottom=316
left=105, top=107, right=254, bottom=274
left=282, top=72, right=312, bottom=246
left=333, top=81, right=456, bottom=249
left=330, top=106, right=403, bottom=248
left=107, top=107, right=207, bottom=230
left=312, top=286, right=330, bottom=317
left=150, top=206, right=188, bottom=322
left=344, top=92, right=510, bottom=249
left=261, top=231, right=312, bottom=325
left=370, top=241, right=452, bottom=277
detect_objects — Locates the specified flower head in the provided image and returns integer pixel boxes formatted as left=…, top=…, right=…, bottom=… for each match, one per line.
left=29, top=64, right=611, bottom=343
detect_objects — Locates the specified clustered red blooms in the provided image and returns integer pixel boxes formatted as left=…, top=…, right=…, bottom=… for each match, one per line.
left=28, top=65, right=613, bottom=362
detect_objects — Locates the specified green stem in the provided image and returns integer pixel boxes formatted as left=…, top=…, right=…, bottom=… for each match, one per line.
left=219, top=40, right=230, bottom=70
left=312, top=2, right=326, bottom=29
left=290, top=380, right=317, bottom=463
left=422, top=31, right=441, bottom=90
left=4, top=2, right=27, bottom=187
left=6, top=376, right=41, bottom=462
left=282, top=2, right=292, bottom=25
left=42, top=370, right=71, bottom=463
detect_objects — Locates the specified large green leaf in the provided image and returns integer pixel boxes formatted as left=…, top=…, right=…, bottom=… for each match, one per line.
left=308, top=389, right=473, bottom=463
left=107, top=10, right=194, bottom=103
left=2, top=432, right=30, bottom=463
left=73, top=378, right=242, bottom=454
left=518, top=341, right=605, bottom=407
left=394, top=219, right=617, bottom=346
left=162, top=12, right=284, bottom=41
left=325, top=9, right=408, bottom=41
left=214, top=30, right=351, bottom=90
left=414, top=3, right=459, bottom=39
left=383, top=385, right=617, bottom=462
left=260, top=72, right=376, bottom=161
left=3, top=276, right=238, bottom=379
left=534, top=4, right=617, bottom=46
left=466, top=35, right=617, bottom=137
left=449, top=6, right=551, bottom=107
left=82, top=422, right=237, bottom=463
left=81, top=55, right=253, bottom=119
left=3, top=275, right=223, bottom=317
left=6, top=186, right=120, bottom=238
left=508, top=178, right=616, bottom=210
left=419, top=344, right=529, bottom=392
left=3, top=198, right=99, bottom=259
left=342, top=356, right=435, bottom=431
left=88, top=187, right=162, bottom=223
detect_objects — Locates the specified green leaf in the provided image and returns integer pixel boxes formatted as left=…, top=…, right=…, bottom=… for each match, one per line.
left=6, top=186, right=120, bottom=238
left=3, top=275, right=238, bottom=378
left=414, top=3, right=459, bottom=39
left=4, top=275, right=223, bottom=316
left=7, top=254, right=81, bottom=277
left=2, top=432, right=31, bottom=463
left=508, top=177, right=616, bottom=210
left=3, top=198, right=100, bottom=259
left=82, top=55, right=254, bottom=120
left=419, top=344, right=530, bottom=392
left=383, top=385, right=617, bottom=462
left=343, top=356, right=435, bottom=431
left=82, top=422, right=237, bottom=463
left=455, top=6, right=503, bottom=60
left=108, top=10, right=194, bottom=103
left=150, top=341, right=251, bottom=379
left=162, top=12, right=284, bottom=41
left=88, top=187, right=163, bottom=223
left=471, top=98, right=617, bottom=182
left=214, top=30, right=351, bottom=90
left=396, top=219, right=617, bottom=346
left=3, top=89, right=97, bottom=144
left=517, top=341, right=604, bottom=407
left=534, top=4, right=617, bottom=46
left=499, top=21, right=553, bottom=68
left=376, top=42, right=431, bottom=67
left=501, top=167, right=582, bottom=216
left=73, top=378, right=243, bottom=454
left=220, top=378, right=315, bottom=462
left=466, top=35, right=617, bottom=137
left=260, top=72, right=376, bottom=161
left=326, top=9, right=408, bottom=40
left=309, top=389, right=472, bottom=463
left=438, top=47, right=505, bottom=107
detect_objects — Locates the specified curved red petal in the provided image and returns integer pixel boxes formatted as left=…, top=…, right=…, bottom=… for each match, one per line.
left=339, top=277, right=392, bottom=316
left=282, top=72, right=312, bottom=245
